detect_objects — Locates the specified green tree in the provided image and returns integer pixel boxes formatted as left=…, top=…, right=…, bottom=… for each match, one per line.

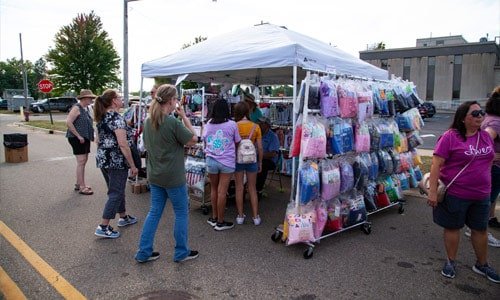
left=368, top=41, right=386, bottom=50
left=0, top=58, right=46, bottom=98
left=45, top=11, right=121, bottom=95
left=181, top=36, right=208, bottom=50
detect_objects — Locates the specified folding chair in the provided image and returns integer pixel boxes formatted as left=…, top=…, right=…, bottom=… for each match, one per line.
left=266, top=150, right=284, bottom=192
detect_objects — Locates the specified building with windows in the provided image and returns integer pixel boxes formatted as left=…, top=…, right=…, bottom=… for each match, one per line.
left=359, top=35, right=500, bottom=102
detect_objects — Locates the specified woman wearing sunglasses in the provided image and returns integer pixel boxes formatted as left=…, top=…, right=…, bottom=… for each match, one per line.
left=428, top=101, right=498, bottom=283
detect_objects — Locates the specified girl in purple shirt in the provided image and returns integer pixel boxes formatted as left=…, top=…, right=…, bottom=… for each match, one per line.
left=203, top=99, right=241, bottom=231
left=429, top=101, right=499, bottom=283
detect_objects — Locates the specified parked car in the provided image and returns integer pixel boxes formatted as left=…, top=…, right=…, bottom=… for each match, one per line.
left=0, top=98, right=7, bottom=110
left=30, top=97, right=77, bottom=113
left=418, top=102, right=436, bottom=119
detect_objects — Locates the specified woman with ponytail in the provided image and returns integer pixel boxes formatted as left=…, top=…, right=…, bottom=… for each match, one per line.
left=135, top=84, right=199, bottom=263
left=93, top=89, right=139, bottom=239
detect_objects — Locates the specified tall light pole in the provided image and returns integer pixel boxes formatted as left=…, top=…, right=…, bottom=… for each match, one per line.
left=124, top=0, right=139, bottom=108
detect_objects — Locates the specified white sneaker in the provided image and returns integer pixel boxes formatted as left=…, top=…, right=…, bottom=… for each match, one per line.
left=488, top=232, right=500, bottom=248
left=464, top=227, right=471, bottom=237
left=236, top=215, right=245, bottom=225
left=253, top=216, right=261, bottom=226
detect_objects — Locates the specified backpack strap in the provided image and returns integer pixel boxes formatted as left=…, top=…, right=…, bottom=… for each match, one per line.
left=248, top=124, right=257, bottom=140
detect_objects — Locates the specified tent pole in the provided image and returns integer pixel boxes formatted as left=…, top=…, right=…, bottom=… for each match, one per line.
left=290, top=65, right=297, bottom=202
left=137, top=77, right=144, bottom=134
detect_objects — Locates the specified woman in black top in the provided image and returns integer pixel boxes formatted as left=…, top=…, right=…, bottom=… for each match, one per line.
left=66, top=89, right=96, bottom=195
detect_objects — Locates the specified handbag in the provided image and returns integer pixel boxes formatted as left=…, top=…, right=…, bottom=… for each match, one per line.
left=419, top=133, right=480, bottom=202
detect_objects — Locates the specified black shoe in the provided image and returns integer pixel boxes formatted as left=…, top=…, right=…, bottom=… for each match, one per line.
left=136, top=251, right=160, bottom=263
left=214, top=221, right=234, bottom=231
left=489, top=217, right=500, bottom=228
left=176, top=250, right=199, bottom=262
left=207, top=217, right=217, bottom=227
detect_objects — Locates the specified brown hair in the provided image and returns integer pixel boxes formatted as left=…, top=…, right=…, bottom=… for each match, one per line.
left=148, top=84, right=177, bottom=130
left=94, top=89, right=118, bottom=122
left=233, top=101, right=250, bottom=122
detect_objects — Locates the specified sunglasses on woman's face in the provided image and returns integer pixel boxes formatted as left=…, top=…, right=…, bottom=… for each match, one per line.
left=470, top=110, right=485, bottom=118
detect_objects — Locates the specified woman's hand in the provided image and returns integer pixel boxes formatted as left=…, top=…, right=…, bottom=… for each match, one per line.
left=427, top=193, right=438, bottom=208
left=78, top=136, right=85, bottom=144
left=129, top=166, right=138, bottom=177
left=175, top=104, right=186, bottom=118
left=258, top=161, right=262, bottom=173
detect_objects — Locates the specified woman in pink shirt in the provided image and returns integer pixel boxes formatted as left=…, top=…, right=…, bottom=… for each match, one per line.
left=429, top=101, right=498, bottom=283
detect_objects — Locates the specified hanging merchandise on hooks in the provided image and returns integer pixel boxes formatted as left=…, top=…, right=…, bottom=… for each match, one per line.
left=272, top=71, right=426, bottom=258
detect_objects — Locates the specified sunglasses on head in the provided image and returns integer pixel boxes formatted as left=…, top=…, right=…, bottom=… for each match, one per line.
left=470, top=110, right=485, bottom=117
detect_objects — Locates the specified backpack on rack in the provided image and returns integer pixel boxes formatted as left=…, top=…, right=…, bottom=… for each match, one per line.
left=237, top=124, right=257, bottom=164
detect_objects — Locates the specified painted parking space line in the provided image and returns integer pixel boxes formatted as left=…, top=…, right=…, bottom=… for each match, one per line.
left=0, top=265, right=27, bottom=300
left=0, top=221, right=86, bottom=300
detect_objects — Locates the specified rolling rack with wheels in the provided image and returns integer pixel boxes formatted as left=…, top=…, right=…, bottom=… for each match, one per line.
left=270, top=72, right=373, bottom=259
left=270, top=72, right=427, bottom=259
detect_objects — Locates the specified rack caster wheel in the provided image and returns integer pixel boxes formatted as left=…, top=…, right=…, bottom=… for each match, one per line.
left=362, top=223, right=372, bottom=235
left=303, top=246, right=314, bottom=259
left=201, top=206, right=209, bottom=215
left=271, top=230, right=283, bottom=243
left=398, top=206, right=405, bottom=214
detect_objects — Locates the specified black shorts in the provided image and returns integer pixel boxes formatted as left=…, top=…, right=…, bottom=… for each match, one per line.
left=68, top=137, right=91, bottom=155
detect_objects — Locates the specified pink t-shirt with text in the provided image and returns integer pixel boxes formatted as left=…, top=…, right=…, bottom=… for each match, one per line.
left=433, top=129, right=494, bottom=200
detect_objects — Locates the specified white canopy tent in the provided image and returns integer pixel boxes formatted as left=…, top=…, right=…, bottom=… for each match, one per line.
left=141, top=23, right=388, bottom=85
left=138, top=23, right=389, bottom=194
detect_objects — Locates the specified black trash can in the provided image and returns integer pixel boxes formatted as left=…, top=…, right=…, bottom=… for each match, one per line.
left=3, top=133, right=28, bottom=163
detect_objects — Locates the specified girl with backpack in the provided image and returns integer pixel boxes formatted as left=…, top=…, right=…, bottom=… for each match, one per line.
left=234, top=101, right=264, bottom=225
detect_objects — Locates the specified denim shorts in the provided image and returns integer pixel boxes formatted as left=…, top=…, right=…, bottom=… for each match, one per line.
left=206, top=156, right=235, bottom=174
left=235, top=162, right=258, bottom=173
left=433, top=193, right=490, bottom=230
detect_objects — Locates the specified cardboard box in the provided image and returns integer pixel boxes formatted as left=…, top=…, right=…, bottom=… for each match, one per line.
left=5, top=146, right=28, bottom=163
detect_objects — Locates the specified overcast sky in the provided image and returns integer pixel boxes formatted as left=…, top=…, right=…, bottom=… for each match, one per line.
left=1, top=0, right=498, bottom=92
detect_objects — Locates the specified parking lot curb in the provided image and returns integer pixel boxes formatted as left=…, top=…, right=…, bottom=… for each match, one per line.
left=12, top=122, right=65, bottom=135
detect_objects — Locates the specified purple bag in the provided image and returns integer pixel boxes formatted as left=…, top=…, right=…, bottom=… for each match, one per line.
left=320, top=80, right=339, bottom=118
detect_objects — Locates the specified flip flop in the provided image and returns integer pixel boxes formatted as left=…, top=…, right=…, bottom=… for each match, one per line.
left=79, top=187, right=93, bottom=195
left=74, top=184, right=80, bottom=191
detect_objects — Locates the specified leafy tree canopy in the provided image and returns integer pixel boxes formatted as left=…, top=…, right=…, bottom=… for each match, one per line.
left=0, top=57, right=47, bottom=99
left=45, top=11, right=121, bottom=95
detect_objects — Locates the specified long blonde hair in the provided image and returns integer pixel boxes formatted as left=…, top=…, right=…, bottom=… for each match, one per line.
left=148, top=84, right=177, bottom=130
left=94, top=89, right=118, bottom=123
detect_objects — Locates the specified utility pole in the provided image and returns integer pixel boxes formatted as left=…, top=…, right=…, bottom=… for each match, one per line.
left=123, top=0, right=139, bottom=108
left=19, top=33, right=29, bottom=121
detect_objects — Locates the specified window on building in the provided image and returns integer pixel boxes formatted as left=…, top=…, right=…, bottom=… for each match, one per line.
left=436, top=40, right=444, bottom=46
left=423, top=43, right=428, bottom=47
left=426, top=57, right=435, bottom=100
left=381, top=59, right=388, bottom=70
left=403, top=58, right=411, bottom=80
left=452, top=55, right=462, bottom=99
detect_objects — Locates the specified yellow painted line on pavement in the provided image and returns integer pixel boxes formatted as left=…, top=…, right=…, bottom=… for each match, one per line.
left=0, top=221, right=86, bottom=300
left=0, top=265, right=27, bottom=300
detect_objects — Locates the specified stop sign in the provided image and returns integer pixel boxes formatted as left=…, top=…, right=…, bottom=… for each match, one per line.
left=38, top=79, right=54, bottom=93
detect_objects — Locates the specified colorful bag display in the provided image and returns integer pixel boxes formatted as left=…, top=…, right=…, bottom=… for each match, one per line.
left=301, top=115, right=327, bottom=159
left=299, top=161, right=320, bottom=205
left=319, top=80, right=339, bottom=118
left=320, top=160, right=341, bottom=200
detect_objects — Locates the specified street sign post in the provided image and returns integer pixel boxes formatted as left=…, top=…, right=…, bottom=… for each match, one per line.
left=37, top=79, right=54, bottom=125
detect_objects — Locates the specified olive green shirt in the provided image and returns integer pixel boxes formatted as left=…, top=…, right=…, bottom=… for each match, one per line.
left=143, top=115, right=194, bottom=188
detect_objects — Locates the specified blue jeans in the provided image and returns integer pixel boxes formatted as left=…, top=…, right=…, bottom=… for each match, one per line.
left=100, top=168, right=128, bottom=219
left=135, top=184, right=191, bottom=262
